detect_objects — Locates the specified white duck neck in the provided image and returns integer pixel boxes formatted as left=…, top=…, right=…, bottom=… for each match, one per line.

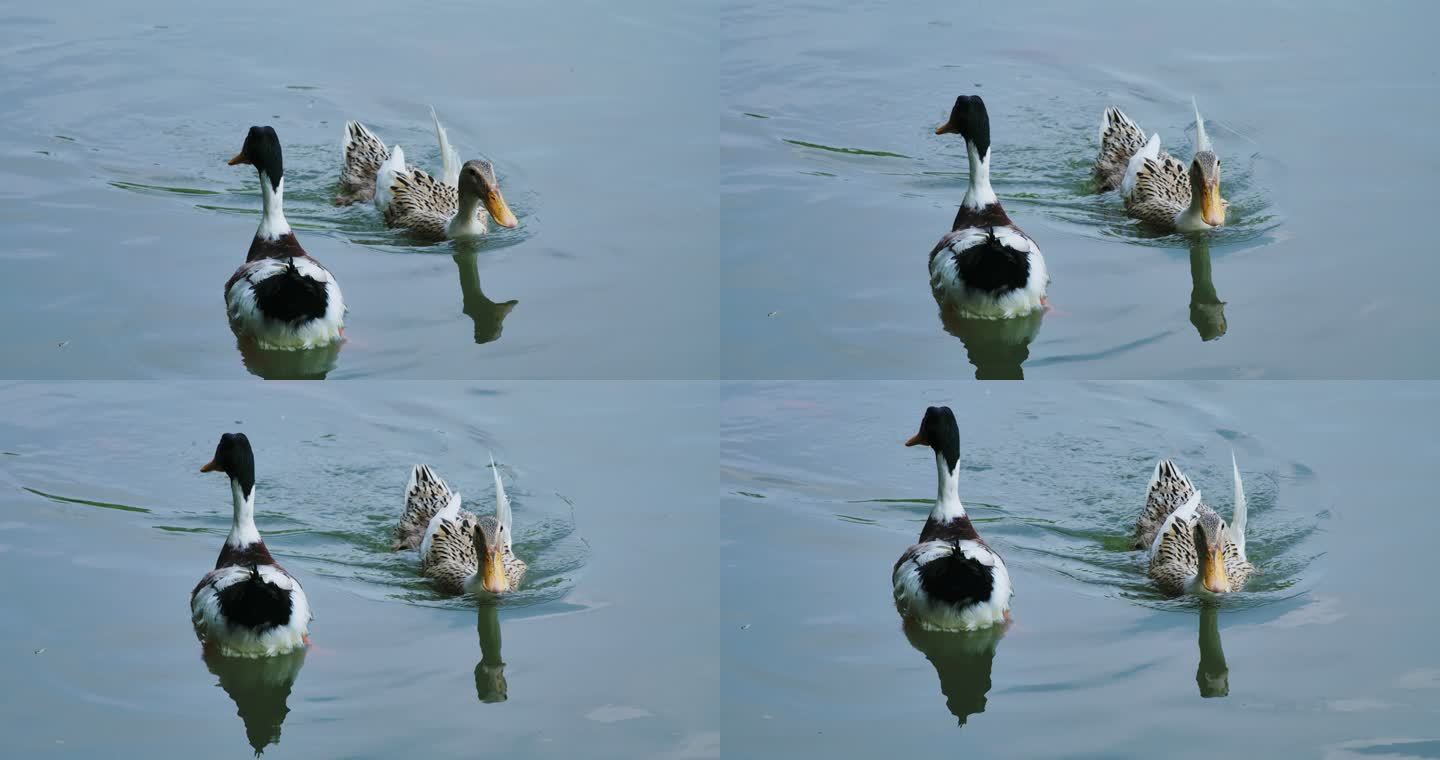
left=257, top=173, right=292, bottom=240
left=447, top=191, right=487, bottom=238
left=961, top=141, right=997, bottom=210
left=226, top=478, right=262, bottom=548
left=931, top=451, right=966, bottom=521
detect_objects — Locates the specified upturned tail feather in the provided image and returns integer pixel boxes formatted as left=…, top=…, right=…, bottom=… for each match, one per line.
left=430, top=106, right=461, bottom=187
left=490, top=453, right=513, bottom=551
left=1192, top=97, right=1213, bottom=154
left=1230, top=450, right=1247, bottom=561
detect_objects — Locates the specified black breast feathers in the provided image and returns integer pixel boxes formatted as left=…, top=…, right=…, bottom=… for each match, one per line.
left=250, top=259, right=329, bottom=324
left=215, top=565, right=294, bottom=631
left=943, top=203, right=1032, bottom=294
left=913, top=516, right=996, bottom=609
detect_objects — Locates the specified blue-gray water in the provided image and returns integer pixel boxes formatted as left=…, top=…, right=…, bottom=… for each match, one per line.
left=1, top=0, right=714, bottom=379
left=0, top=382, right=716, bottom=758
left=722, top=1, right=1436, bottom=379
left=723, top=382, right=1440, bottom=758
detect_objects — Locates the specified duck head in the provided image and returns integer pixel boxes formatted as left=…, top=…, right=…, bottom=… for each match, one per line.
left=459, top=159, right=518, bottom=229
left=1191, top=510, right=1231, bottom=593
left=200, top=432, right=255, bottom=499
left=935, top=95, right=990, bottom=160
left=474, top=518, right=511, bottom=594
left=906, top=405, right=966, bottom=520
left=228, top=126, right=291, bottom=239
left=228, top=126, right=284, bottom=192
left=1187, top=151, right=1226, bottom=227
left=201, top=432, right=261, bottom=548
left=906, top=405, right=960, bottom=471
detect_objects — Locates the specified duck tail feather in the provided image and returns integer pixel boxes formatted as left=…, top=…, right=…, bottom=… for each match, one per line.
left=490, top=453, right=513, bottom=550
left=430, top=106, right=462, bottom=187
left=1230, top=450, right=1247, bottom=561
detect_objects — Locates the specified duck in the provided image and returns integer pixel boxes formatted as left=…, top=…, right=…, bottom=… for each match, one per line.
left=1136, top=455, right=1253, bottom=595
left=892, top=406, right=1013, bottom=631
left=190, top=433, right=312, bottom=656
left=412, top=455, right=528, bottom=595
left=1096, top=100, right=1227, bottom=232
left=336, top=107, right=460, bottom=207
left=928, top=95, right=1048, bottom=319
left=225, top=126, right=346, bottom=350
left=347, top=108, right=518, bottom=241
left=377, top=152, right=518, bottom=241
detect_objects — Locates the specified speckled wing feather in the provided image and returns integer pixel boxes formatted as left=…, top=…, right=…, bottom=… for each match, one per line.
left=1149, top=507, right=1202, bottom=595
left=1095, top=107, right=1148, bottom=192
left=337, top=121, right=389, bottom=205
left=1125, top=152, right=1189, bottom=227
left=1135, top=459, right=1198, bottom=549
left=421, top=510, right=480, bottom=594
left=395, top=465, right=454, bottom=550
left=1222, top=534, right=1253, bottom=589
left=383, top=166, right=460, bottom=241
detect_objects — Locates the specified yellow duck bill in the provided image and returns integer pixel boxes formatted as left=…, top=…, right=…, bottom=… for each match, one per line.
left=484, top=190, right=518, bottom=229
left=1200, top=546, right=1230, bottom=593
left=480, top=550, right=509, bottom=593
left=1201, top=183, right=1226, bottom=227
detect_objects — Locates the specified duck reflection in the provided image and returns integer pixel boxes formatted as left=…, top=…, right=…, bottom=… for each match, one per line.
left=1196, top=603, right=1230, bottom=698
left=475, top=603, right=508, bottom=703
left=1188, top=237, right=1227, bottom=341
left=452, top=248, right=518, bottom=345
left=202, top=648, right=307, bottom=755
left=236, top=338, right=342, bottom=380
left=901, top=620, right=1006, bottom=726
left=939, top=309, right=1044, bottom=380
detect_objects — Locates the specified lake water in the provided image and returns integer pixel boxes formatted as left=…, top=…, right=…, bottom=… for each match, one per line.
left=0, top=382, right=716, bottom=757
left=5, top=1, right=1439, bottom=757
left=0, top=0, right=714, bottom=380
left=723, top=382, right=1440, bottom=758
left=722, top=1, right=1438, bottom=379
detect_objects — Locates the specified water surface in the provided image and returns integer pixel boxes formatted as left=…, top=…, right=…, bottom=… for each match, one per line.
left=0, top=382, right=716, bottom=757
left=1, top=0, right=714, bottom=379
left=722, top=1, right=1437, bottom=378
left=723, top=382, right=1439, bottom=757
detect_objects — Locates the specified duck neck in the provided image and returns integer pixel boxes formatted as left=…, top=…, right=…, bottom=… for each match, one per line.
left=447, top=191, right=487, bottom=238
left=257, top=172, right=292, bottom=240
left=961, top=141, right=997, bottom=210
left=931, top=451, right=966, bottom=523
left=226, top=478, right=262, bottom=548
left=1175, top=170, right=1210, bottom=231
